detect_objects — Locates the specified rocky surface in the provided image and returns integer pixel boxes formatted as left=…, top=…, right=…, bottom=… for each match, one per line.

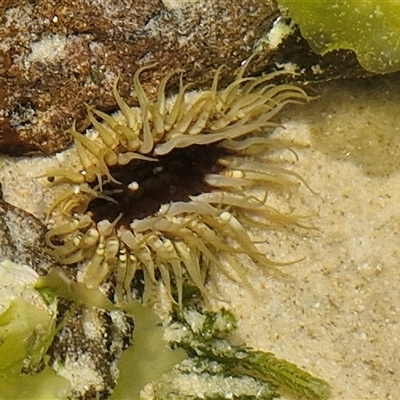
left=0, top=191, right=134, bottom=400
left=0, top=0, right=278, bottom=155
left=0, top=0, right=376, bottom=157
left=0, top=186, right=53, bottom=274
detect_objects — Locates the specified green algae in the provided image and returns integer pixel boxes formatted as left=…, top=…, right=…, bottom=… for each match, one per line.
left=0, top=368, right=71, bottom=400
left=148, top=307, right=330, bottom=400
left=0, top=261, right=70, bottom=399
left=278, top=0, right=400, bottom=73
left=111, top=302, right=187, bottom=400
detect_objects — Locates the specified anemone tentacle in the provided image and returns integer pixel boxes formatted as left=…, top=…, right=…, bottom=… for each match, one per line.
left=46, top=62, right=310, bottom=305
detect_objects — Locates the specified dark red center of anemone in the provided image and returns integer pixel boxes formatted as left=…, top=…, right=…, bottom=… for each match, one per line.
left=87, top=143, right=228, bottom=227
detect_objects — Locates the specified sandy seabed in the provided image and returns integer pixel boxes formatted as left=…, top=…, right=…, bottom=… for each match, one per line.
left=211, top=75, right=400, bottom=400
left=1, top=74, right=400, bottom=399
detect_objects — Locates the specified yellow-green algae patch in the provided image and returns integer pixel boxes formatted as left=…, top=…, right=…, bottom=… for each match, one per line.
left=0, top=261, right=71, bottom=400
left=111, top=302, right=187, bottom=400
left=278, top=0, right=400, bottom=73
left=0, top=369, right=71, bottom=400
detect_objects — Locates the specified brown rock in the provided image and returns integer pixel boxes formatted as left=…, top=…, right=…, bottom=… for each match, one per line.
left=0, top=0, right=278, bottom=156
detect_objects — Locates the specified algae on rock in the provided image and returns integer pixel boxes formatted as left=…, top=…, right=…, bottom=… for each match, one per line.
left=278, top=0, right=400, bottom=73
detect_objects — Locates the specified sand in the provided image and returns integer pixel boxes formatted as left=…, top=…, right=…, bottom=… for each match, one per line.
left=1, top=74, right=400, bottom=399
left=211, top=75, right=400, bottom=399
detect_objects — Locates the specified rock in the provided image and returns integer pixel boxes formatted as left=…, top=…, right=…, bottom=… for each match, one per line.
left=0, top=185, right=53, bottom=275
left=0, top=0, right=278, bottom=155
left=255, top=16, right=374, bottom=83
left=0, top=188, right=134, bottom=400
left=0, top=0, right=386, bottom=158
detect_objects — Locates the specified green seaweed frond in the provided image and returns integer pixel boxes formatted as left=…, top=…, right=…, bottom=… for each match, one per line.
left=151, top=307, right=331, bottom=400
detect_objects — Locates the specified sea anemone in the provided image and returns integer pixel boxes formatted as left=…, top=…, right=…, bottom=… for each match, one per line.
left=44, top=61, right=310, bottom=305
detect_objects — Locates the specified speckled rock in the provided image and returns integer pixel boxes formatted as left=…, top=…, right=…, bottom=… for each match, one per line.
left=0, top=0, right=278, bottom=155
left=0, top=184, right=53, bottom=274
left=0, top=190, right=134, bottom=400
left=49, top=305, right=134, bottom=400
